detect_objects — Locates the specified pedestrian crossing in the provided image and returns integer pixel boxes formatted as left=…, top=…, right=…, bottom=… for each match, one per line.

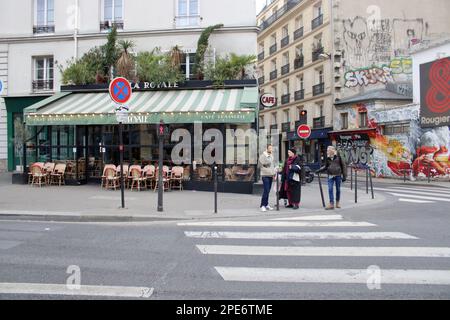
left=374, top=186, right=450, bottom=204
left=178, top=213, right=450, bottom=287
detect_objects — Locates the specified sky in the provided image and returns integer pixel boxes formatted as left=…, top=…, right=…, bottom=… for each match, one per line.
left=256, top=0, right=268, bottom=14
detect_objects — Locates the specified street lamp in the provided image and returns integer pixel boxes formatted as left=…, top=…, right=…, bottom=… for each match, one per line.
left=319, top=53, right=331, bottom=60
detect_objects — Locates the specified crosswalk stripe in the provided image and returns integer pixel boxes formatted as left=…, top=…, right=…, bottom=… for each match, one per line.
left=388, top=186, right=450, bottom=194
left=214, top=267, right=450, bottom=285
left=388, top=193, right=450, bottom=202
left=196, top=245, right=450, bottom=257
left=0, top=283, right=154, bottom=298
left=270, top=215, right=343, bottom=221
left=375, top=187, right=450, bottom=198
left=178, top=221, right=377, bottom=227
left=398, top=198, right=434, bottom=204
left=184, top=231, right=418, bottom=240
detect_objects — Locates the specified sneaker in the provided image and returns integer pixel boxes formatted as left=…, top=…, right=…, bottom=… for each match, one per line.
left=260, top=206, right=267, bottom=212
left=266, top=205, right=274, bottom=211
left=286, top=204, right=294, bottom=208
left=293, top=205, right=299, bottom=210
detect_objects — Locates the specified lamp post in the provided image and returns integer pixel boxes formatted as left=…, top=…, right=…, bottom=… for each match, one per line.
left=157, top=119, right=165, bottom=212
left=116, top=110, right=128, bottom=209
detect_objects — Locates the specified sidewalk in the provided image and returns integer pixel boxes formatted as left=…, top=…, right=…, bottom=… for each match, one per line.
left=0, top=173, right=384, bottom=222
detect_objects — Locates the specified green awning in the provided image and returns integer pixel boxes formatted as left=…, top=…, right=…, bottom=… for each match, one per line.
left=24, top=88, right=258, bottom=126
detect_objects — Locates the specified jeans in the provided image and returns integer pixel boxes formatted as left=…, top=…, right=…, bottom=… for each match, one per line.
left=328, top=176, right=342, bottom=204
left=261, top=177, right=273, bottom=207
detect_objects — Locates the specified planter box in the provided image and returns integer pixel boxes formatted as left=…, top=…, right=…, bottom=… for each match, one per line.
left=12, top=173, right=28, bottom=185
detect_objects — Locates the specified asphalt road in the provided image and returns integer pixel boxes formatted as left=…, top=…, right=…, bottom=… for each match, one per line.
left=1, top=181, right=450, bottom=300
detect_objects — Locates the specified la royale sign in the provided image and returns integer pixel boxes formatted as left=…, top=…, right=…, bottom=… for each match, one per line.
left=132, top=81, right=179, bottom=90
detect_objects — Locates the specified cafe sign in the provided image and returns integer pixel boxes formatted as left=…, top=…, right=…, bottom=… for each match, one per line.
left=132, top=81, right=179, bottom=90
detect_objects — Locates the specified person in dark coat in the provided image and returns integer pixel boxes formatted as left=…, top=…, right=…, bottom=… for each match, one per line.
left=279, top=148, right=302, bottom=209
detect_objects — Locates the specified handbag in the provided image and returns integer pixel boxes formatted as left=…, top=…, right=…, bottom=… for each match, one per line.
left=292, top=172, right=300, bottom=182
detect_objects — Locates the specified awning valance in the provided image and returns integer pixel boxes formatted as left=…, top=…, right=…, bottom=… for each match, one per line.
left=24, top=88, right=258, bottom=126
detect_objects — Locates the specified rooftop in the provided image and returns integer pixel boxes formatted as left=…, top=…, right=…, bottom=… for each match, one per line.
left=335, top=88, right=413, bottom=106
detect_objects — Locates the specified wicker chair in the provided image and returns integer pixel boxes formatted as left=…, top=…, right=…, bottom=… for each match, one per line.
left=170, top=166, right=184, bottom=190
left=28, top=162, right=44, bottom=184
left=104, top=167, right=119, bottom=190
left=30, top=164, right=46, bottom=187
left=50, top=163, right=67, bottom=186
left=101, top=165, right=117, bottom=189
left=143, top=165, right=156, bottom=189
left=154, top=166, right=170, bottom=192
left=130, top=167, right=146, bottom=191
left=43, top=162, right=56, bottom=184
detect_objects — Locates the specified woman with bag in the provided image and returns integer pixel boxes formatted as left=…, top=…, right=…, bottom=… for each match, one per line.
left=279, top=148, right=302, bottom=210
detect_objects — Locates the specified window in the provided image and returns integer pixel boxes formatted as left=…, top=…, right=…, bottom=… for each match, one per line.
left=297, top=75, right=304, bottom=90
left=272, top=113, right=277, bottom=125
left=282, top=52, right=289, bottom=65
left=101, top=0, right=124, bottom=30
left=283, top=80, right=290, bottom=95
left=34, top=0, right=54, bottom=34
left=176, top=0, right=200, bottom=27
left=359, top=112, right=368, bottom=128
left=318, top=69, right=324, bottom=84
left=282, top=25, right=289, bottom=38
left=284, top=110, right=290, bottom=122
left=295, top=15, right=303, bottom=29
left=384, top=122, right=410, bottom=135
left=341, top=113, right=348, bottom=129
left=33, top=56, right=54, bottom=92
left=180, top=52, right=196, bottom=80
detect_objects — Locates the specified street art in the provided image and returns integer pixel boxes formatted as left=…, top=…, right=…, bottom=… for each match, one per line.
left=389, top=57, right=412, bottom=74
left=344, top=66, right=394, bottom=88
left=343, top=17, right=371, bottom=68
left=392, top=19, right=425, bottom=57
left=336, top=133, right=374, bottom=166
left=369, top=19, right=392, bottom=64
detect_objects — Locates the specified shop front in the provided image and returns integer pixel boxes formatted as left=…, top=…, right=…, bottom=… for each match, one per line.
left=22, top=82, right=260, bottom=193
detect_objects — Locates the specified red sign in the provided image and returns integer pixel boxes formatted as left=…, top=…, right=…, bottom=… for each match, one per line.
left=297, top=124, right=311, bottom=139
left=109, top=77, right=132, bottom=105
left=260, top=93, right=277, bottom=108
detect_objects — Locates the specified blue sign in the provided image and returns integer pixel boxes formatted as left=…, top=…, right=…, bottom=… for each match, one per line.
left=0, top=80, right=3, bottom=95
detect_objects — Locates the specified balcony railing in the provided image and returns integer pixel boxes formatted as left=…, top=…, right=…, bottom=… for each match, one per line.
left=100, top=20, right=124, bottom=31
left=258, top=76, right=265, bottom=85
left=312, top=46, right=324, bottom=62
left=313, top=83, right=325, bottom=96
left=258, top=51, right=265, bottom=61
left=270, top=70, right=278, bottom=81
left=270, top=124, right=278, bottom=130
left=313, top=116, right=325, bottom=129
left=294, top=27, right=304, bottom=40
left=294, top=56, right=304, bottom=69
left=294, top=89, right=305, bottom=101
left=296, top=119, right=307, bottom=128
left=269, top=43, right=277, bottom=55
left=311, top=14, right=323, bottom=30
left=282, top=122, right=291, bottom=132
left=281, top=93, right=291, bottom=105
left=175, top=15, right=201, bottom=28
left=259, top=0, right=303, bottom=32
left=32, top=80, right=54, bottom=92
left=33, top=25, right=55, bottom=34
left=281, top=35, right=290, bottom=48
left=281, top=63, right=290, bottom=75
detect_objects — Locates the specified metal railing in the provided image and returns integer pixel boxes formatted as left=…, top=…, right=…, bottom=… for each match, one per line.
left=33, top=25, right=55, bottom=34
left=312, top=46, right=324, bottom=62
left=294, top=27, right=304, bottom=40
left=32, top=80, right=54, bottom=92
left=294, top=56, right=304, bottom=69
left=311, top=14, right=323, bottom=30
left=281, top=93, right=291, bottom=105
left=294, top=89, right=304, bottom=101
left=281, top=35, right=290, bottom=48
left=313, top=116, right=325, bottom=128
left=259, top=0, right=303, bottom=32
left=281, top=63, right=290, bottom=75
left=258, top=51, right=265, bottom=61
left=258, top=76, right=265, bottom=85
left=313, top=83, right=325, bottom=96
left=269, top=43, right=277, bottom=55
left=174, top=15, right=201, bottom=28
left=100, top=20, right=124, bottom=31
left=270, top=70, right=278, bottom=81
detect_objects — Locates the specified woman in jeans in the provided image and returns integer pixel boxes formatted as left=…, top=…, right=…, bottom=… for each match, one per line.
left=279, top=149, right=302, bottom=210
left=259, top=145, right=276, bottom=212
left=317, top=146, right=347, bottom=210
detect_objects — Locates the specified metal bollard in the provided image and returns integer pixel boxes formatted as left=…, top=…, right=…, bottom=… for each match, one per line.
left=366, top=167, right=369, bottom=194
left=369, top=167, right=374, bottom=200
left=428, top=163, right=431, bottom=183
left=350, top=165, right=353, bottom=190
left=276, top=171, right=280, bottom=211
left=318, top=173, right=326, bottom=208
left=214, top=166, right=218, bottom=214
left=355, top=168, right=358, bottom=204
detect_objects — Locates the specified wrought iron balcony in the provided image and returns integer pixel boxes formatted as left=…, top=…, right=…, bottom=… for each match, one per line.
left=281, top=93, right=291, bottom=105
left=282, top=122, right=291, bottom=132
left=269, top=43, right=277, bottom=55
left=294, top=56, right=304, bottom=69
left=270, top=124, right=278, bottom=131
left=281, top=63, right=290, bottom=75
left=270, top=70, right=278, bottom=81
left=313, top=83, right=325, bottom=96
left=32, top=80, right=54, bottom=92
left=294, top=27, right=304, bottom=40
left=313, top=116, right=325, bottom=129
left=258, top=76, right=265, bottom=85
left=311, top=14, right=323, bottom=30
left=294, top=89, right=305, bottom=101
left=258, top=51, right=265, bottom=61
left=100, top=20, right=124, bottom=31
left=33, top=25, right=55, bottom=34
left=281, top=35, right=290, bottom=48
left=258, top=0, right=303, bottom=32
left=312, top=46, right=324, bottom=62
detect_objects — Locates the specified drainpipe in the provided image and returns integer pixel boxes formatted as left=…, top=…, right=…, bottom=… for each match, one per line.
left=74, top=0, right=79, bottom=59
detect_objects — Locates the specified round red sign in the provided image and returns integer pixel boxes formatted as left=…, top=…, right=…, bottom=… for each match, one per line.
left=109, top=77, right=132, bottom=105
left=297, top=124, right=311, bottom=139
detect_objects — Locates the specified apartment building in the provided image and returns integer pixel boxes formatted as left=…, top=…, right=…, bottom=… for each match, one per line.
left=257, top=0, right=450, bottom=168
left=0, top=0, right=257, bottom=172
left=257, top=0, right=334, bottom=167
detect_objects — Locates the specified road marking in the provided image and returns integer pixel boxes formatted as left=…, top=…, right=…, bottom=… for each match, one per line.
left=375, top=187, right=450, bottom=198
left=398, top=198, right=434, bottom=204
left=387, top=193, right=450, bottom=203
left=214, top=267, right=450, bottom=285
left=185, top=231, right=418, bottom=240
left=0, top=240, right=22, bottom=250
left=270, top=215, right=343, bottom=221
left=178, top=221, right=377, bottom=228
left=197, top=245, right=450, bottom=257
left=0, top=283, right=154, bottom=298
left=388, top=186, right=450, bottom=194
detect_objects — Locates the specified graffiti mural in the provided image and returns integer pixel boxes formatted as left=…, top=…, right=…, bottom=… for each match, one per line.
left=368, top=19, right=393, bottom=64
left=336, top=133, right=375, bottom=166
left=343, top=17, right=372, bottom=68
left=392, top=19, right=425, bottom=57
left=344, top=66, right=394, bottom=88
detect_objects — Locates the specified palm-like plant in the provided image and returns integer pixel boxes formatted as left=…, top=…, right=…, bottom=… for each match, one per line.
left=229, top=53, right=257, bottom=79
left=117, top=40, right=136, bottom=81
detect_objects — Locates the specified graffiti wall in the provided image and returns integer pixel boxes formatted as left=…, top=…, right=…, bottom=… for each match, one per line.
left=333, top=104, right=450, bottom=179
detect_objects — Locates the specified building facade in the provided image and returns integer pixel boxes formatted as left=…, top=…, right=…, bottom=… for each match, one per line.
left=257, top=0, right=450, bottom=169
left=0, top=0, right=258, bottom=172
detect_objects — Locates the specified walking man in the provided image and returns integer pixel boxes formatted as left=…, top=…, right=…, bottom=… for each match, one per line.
left=317, top=146, right=347, bottom=210
left=259, top=145, right=276, bottom=212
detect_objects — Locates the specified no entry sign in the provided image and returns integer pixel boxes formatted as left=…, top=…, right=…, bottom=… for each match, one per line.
left=297, top=124, right=311, bottom=139
left=109, top=77, right=132, bottom=105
